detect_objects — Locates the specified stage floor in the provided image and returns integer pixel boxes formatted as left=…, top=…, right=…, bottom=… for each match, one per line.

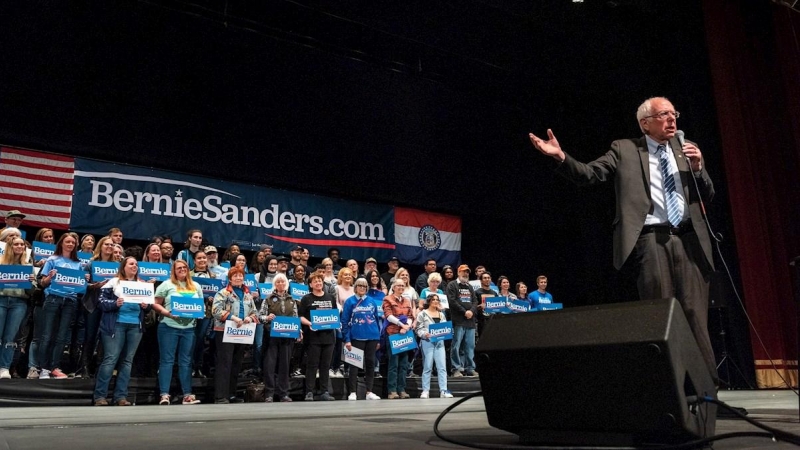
left=0, top=390, right=797, bottom=449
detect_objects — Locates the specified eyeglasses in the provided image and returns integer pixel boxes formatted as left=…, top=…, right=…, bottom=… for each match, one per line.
left=644, top=110, right=680, bottom=121
left=324, top=264, right=332, bottom=267
left=355, top=284, right=367, bottom=288
left=175, top=266, right=188, bottom=271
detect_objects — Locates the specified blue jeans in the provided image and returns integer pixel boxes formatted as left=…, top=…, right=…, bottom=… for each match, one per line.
left=27, top=306, right=43, bottom=369
left=0, top=296, right=28, bottom=369
left=94, top=323, right=143, bottom=401
left=387, top=349, right=410, bottom=394
left=157, top=323, right=195, bottom=396
left=191, top=317, right=211, bottom=370
left=38, top=295, right=77, bottom=370
left=450, top=326, right=475, bottom=372
left=421, top=339, right=448, bottom=392
left=251, top=322, right=264, bottom=373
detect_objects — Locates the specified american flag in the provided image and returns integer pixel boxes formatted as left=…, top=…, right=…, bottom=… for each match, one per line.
left=0, top=147, right=75, bottom=229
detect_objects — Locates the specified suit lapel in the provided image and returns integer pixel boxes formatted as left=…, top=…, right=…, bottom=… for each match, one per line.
left=669, top=137, right=692, bottom=199
left=637, top=137, right=651, bottom=200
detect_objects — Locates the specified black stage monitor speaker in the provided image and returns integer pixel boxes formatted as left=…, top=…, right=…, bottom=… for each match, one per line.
left=475, top=298, right=717, bottom=446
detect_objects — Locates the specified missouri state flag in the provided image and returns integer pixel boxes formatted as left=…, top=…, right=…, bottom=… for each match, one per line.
left=394, top=207, right=461, bottom=267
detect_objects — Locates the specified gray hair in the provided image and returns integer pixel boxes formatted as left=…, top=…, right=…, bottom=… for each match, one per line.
left=0, top=227, right=21, bottom=242
left=427, top=272, right=442, bottom=284
left=273, top=272, right=289, bottom=286
left=636, top=97, right=670, bottom=133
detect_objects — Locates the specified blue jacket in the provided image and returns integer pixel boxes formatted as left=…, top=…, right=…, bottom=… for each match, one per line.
left=341, top=294, right=380, bottom=342
left=97, top=278, right=152, bottom=336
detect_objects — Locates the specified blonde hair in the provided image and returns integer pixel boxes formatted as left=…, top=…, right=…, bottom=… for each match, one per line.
left=0, top=237, right=31, bottom=265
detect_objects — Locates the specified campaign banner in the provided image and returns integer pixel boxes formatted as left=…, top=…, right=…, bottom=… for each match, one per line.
left=138, top=262, right=170, bottom=281
left=368, top=289, right=385, bottom=318
left=170, top=294, right=204, bottom=318
left=0, top=265, right=33, bottom=289
left=310, top=309, right=340, bottom=331
left=428, top=321, right=453, bottom=343
left=222, top=320, right=257, bottom=344
left=49, top=267, right=88, bottom=296
left=484, top=296, right=509, bottom=314
left=536, top=303, right=563, bottom=312
left=91, top=261, right=119, bottom=282
left=0, top=241, right=4, bottom=256
left=119, top=281, right=155, bottom=304
left=270, top=316, right=301, bottom=339
left=289, top=282, right=309, bottom=301
left=342, top=345, right=364, bottom=369
left=388, top=333, right=418, bottom=354
left=78, top=251, right=93, bottom=265
left=194, top=277, right=225, bottom=298
left=259, top=283, right=274, bottom=299
left=243, top=274, right=258, bottom=293
left=70, top=158, right=396, bottom=262
left=32, top=241, right=55, bottom=263
left=508, top=300, right=530, bottom=314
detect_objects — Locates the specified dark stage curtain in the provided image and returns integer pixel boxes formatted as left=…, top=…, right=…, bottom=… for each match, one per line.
left=703, top=0, right=800, bottom=387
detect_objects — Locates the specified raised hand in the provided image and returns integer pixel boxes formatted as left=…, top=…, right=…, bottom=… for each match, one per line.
left=529, top=129, right=565, bottom=162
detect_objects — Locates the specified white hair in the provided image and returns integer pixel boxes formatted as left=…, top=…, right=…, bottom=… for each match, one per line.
left=636, top=97, right=671, bottom=133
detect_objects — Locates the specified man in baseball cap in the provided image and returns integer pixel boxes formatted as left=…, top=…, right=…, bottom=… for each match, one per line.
left=446, top=264, right=479, bottom=377
left=2, top=210, right=25, bottom=232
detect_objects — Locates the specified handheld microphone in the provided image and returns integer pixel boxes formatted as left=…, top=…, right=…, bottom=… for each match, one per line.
left=676, top=130, right=686, bottom=149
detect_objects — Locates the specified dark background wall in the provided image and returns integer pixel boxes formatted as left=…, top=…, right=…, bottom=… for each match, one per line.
left=0, top=1, right=742, bottom=324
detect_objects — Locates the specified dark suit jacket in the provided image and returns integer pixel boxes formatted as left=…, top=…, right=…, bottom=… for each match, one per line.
left=555, top=136, right=715, bottom=271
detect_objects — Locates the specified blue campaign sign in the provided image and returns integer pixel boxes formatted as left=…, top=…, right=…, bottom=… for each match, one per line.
left=78, top=251, right=93, bottom=265
left=138, top=262, right=170, bottom=281
left=32, top=241, right=56, bottom=263
left=484, top=296, right=509, bottom=314
left=508, top=300, right=530, bottom=314
left=368, top=289, right=385, bottom=318
left=49, top=267, right=87, bottom=296
left=243, top=274, right=258, bottom=293
left=270, top=316, right=301, bottom=338
left=194, top=277, right=225, bottom=298
left=259, top=283, right=274, bottom=299
left=428, top=321, right=453, bottom=343
left=310, top=309, right=340, bottom=331
left=170, top=295, right=205, bottom=319
left=220, top=261, right=231, bottom=269
left=91, top=261, right=119, bottom=281
left=536, top=303, right=563, bottom=312
left=289, top=282, right=309, bottom=301
left=388, top=333, right=418, bottom=354
left=70, top=158, right=395, bottom=262
left=0, top=265, right=33, bottom=289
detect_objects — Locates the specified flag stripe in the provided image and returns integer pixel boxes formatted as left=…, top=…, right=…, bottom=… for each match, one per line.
left=0, top=202, right=72, bottom=218
left=0, top=157, right=75, bottom=173
left=0, top=181, right=74, bottom=196
left=394, top=207, right=462, bottom=233
left=0, top=168, right=75, bottom=185
left=395, top=224, right=461, bottom=251
left=395, top=243, right=460, bottom=267
left=0, top=192, right=73, bottom=208
left=1, top=147, right=75, bottom=164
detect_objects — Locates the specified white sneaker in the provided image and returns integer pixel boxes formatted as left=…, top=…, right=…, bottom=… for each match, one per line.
left=365, top=392, right=381, bottom=400
left=419, top=390, right=429, bottom=399
left=440, top=390, right=454, bottom=398
left=0, top=369, right=10, bottom=379
left=26, top=367, right=40, bottom=379
left=348, top=392, right=357, bottom=401
left=39, top=369, right=51, bottom=380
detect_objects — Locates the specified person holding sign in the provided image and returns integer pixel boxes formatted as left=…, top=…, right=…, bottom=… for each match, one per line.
left=0, top=235, right=34, bottom=380
left=33, top=228, right=55, bottom=268
left=93, top=257, right=151, bottom=406
left=36, top=232, right=87, bottom=380
left=382, top=278, right=415, bottom=400
left=152, top=260, right=204, bottom=405
left=415, top=294, right=453, bottom=399
left=212, top=266, right=259, bottom=404
left=189, top=250, right=216, bottom=379
left=259, top=273, right=300, bottom=403
left=298, top=272, right=338, bottom=401
left=341, top=278, right=381, bottom=401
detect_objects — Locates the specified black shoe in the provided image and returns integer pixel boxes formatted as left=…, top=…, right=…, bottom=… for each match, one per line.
left=229, top=397, right=245, bottom=404
left=319, top=391, right=335, bottom=401
left=214, top=398, right=230, bottom=404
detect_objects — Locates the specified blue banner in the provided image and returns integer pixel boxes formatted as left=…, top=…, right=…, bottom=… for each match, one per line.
left=289, top=282, right=309, bottom=301
left=0, top=265, right=33, bottom=289
left=484, top=296, right=509, bottom=314
left=368, top=290, right=385, bottom=318
left=70, top=158, right=395, bottom=261
left=270, top=316, right=301, bottom=338
left=508, top=300, right=530, bottom=314
left=50, top=267, right=87, bottom=296
left=194, top=277, right=225, bottom=298
left=388, top=333, right=418, bottom=354
left=78, top=251, right=93, bottom=265
left=91, top=261, right=119, bottom=282
left=138, top=262, right=170, bottom=281
left=258, top=283, right=274, bottom=298
left=428, top=321, right=453, bottom=343
left=536, top=303, right=563, bottom=312
left=170, top=295, right=205, bottom=319
left=32, top=241, right=55, bottom=263
left=310, top=309, right=340, bottom=331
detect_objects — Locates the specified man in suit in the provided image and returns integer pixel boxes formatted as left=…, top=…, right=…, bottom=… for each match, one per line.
left=528, top=97, right=718, bottom=383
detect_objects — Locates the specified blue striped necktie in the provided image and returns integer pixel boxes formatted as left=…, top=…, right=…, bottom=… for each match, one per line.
left=658, top=145, right=682, bottom=227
